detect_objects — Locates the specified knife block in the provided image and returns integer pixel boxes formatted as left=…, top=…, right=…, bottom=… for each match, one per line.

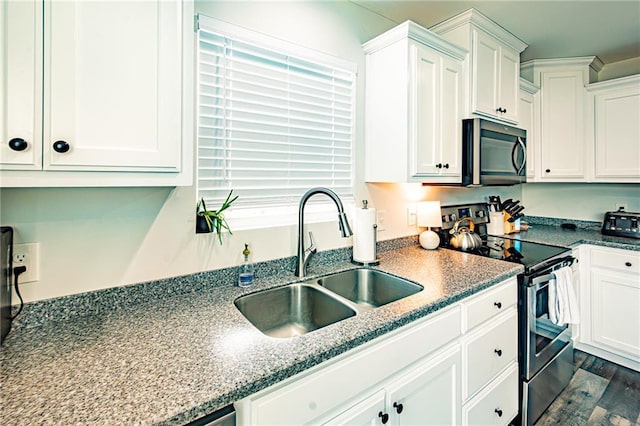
left=503, top=212, right=520, bottom=234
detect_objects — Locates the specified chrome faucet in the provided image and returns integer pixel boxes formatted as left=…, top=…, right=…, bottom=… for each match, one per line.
left=295, top=187, right=353, bottom=277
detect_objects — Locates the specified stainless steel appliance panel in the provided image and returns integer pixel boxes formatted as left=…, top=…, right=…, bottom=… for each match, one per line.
left=523, top=272, right=572, bottom=379
left=522, top=341, right=574, bottom=426
left=462, top=118, right=527, bottom=186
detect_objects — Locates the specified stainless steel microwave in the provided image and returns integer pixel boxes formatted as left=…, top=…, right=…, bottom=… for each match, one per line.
left=462, top=118, right=526, bottom=186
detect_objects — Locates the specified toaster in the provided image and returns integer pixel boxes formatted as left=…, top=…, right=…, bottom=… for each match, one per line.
left=602, top=208, right=640, bottom=239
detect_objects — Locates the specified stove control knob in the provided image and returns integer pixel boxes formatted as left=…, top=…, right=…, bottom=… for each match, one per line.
left=451, top=213, right=457, bottom=221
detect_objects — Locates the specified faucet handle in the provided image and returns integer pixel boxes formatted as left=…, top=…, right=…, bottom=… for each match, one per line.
left=307, top=231, right=317, bottom=254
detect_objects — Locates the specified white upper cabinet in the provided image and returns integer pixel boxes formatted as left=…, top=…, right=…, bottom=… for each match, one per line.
left=586, top=75, right=640, bottom=182
left=363, top=21, right=466, bottom=183
left=0, top=0, right=194, bottom=187
left=431, top=8, right=527, bottom=125
left=519, top=78, right=540, bottom=180
left=521, top=57, right=603, bottom=182
left=0, top=0, right=42, bottom=170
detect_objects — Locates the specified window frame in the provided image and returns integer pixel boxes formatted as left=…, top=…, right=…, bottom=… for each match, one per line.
left=195, top=14, right=357, bottom=231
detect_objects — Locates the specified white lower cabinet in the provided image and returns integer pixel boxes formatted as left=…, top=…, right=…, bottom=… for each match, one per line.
left=326, top=345, right=461, bottom=426
left=235, top=277, right=518, bottom=426
left=577, top=245, right=640, bottom=371
left=461, top=283, right=519, bottom=426
left=462, top=364, right=519, bottom=426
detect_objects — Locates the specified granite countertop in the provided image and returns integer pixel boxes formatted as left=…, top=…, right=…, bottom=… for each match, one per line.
left=0, top=246, right=522, bottom=426
left=1, top=224, right=636, bottom=425
left=508, top=221, right=640, bottom=251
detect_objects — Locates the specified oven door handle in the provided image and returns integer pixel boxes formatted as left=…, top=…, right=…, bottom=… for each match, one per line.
left=530, top=272, right=555, bottom=289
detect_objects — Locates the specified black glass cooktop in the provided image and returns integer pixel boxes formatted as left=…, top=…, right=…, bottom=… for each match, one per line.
left=444, top=235, right=570, bottom=273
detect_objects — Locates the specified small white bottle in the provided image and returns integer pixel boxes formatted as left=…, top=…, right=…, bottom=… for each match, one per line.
left=238, top=243, right=255, bottom=287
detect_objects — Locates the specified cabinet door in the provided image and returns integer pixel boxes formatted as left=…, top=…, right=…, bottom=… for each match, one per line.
left=590, top=269, right=640, bottom=359
left=44, top=0, right=182, bottom=172
left=498, top=47, right=519, bottom=123
left=439, top=55, right=463, bottom=176
left=473, top=30, right=499, bottom=118
left=593, top=87, right=640, bottom=180
left=463, top=363, right=518, bottom=426
left=411, top=43, right=462, bottom=180
left=386, top=345, right=461, bottom=426
left=519, top=89, right=536, bottom=179
left=0, top=0, right=42, bottom=170
left=412, top=43, right=440, bottom=176
left=324, top=390, right=386, bottom=426
left=539, top=71, right=586, bottom=180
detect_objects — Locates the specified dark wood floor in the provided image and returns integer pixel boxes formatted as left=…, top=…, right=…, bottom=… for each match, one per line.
left=535, top=350, right=640, bottom=426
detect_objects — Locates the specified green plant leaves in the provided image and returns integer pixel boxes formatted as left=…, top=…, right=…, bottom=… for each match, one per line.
left=196, top=190, right=238, bottom=244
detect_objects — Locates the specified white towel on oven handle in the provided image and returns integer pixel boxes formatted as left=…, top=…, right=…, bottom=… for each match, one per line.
left=548, top=266, right=580, bottom=326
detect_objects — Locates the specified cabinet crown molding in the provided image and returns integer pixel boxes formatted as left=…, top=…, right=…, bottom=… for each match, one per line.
left=519, top=77, right=539, bottom=94
left=429, top=8, right=528, bottom=53
left=586, top=73, right=640, bottom=92
left=363, top=20, right=467, bottom=61
left=521, top=56, right=604, bottom=74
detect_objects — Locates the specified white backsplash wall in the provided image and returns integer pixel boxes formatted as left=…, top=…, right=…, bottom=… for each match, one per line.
left=522, top=183, right=640, bottom=221
left=365, top=183, right=522, bottom=238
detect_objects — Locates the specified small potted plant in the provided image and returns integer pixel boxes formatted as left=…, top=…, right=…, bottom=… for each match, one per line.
left=196, top=190, right=238, bottom=244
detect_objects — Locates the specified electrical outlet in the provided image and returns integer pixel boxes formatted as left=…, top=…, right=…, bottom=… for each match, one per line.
left=377, top=210, right=386, bottom=231
left=13, top=243, right=39, bottom=283
left=407, top=206, right=417, bottom=226
left=615, top=202, right=628, bottom=211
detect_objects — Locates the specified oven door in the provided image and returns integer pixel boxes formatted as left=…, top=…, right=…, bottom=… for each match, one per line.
left=522, top=272, right=572, bottom=379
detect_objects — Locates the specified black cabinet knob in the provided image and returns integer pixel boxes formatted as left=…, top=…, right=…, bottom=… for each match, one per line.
left=495, top=408, right=503, bottom=417
left=52, top=140, right=70, bottom=153
left=8, top=138, right=28, bottom=151
left=378, top=411, right=389, bottom=424
left=443, top=163, right=449, bottom=169
left=494, top=348, right=503, bottom=357
left=625, top=262, right=632, bottom=267
left=545, top=169, right=551, bottom=173
left=393, top=402, right=404, bottom=414
left=436, top=163, right=442, bottom=169
left=494, top=301, right=502, bottom=309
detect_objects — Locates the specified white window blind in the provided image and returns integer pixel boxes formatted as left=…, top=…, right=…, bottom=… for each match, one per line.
left=196, top=15, right=355, bottom=217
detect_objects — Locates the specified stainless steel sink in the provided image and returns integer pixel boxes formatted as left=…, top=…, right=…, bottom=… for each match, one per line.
left=317, top=269, right=423, bottom=308
left=234, top=284, right=356, bottom=338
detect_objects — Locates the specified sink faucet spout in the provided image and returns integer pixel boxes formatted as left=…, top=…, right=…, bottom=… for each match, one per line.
left=295, top=187, right=353, bottom=277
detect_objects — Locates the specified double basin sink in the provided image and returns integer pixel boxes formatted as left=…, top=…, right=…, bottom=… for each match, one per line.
left=235, top=269, right=423, bottom=338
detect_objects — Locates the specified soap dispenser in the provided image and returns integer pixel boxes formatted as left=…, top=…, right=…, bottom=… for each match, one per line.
left=238, top=243, right=255, bottom=287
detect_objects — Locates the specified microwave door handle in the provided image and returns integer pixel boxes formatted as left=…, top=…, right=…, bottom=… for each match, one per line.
left=516, top=137, right=526, bottom=175
left=511, top=141, right=519, bottom=172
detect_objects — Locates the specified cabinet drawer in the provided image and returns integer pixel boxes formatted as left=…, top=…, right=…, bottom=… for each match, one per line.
left=463, top=363, right=518, bottom=426
left=591, top=247, right=640, bottom=274
left=463, top=278, right=517, bottom=332
left=464, top=309, right=517, bottom=398
left=236, top=305, right=461, bottom=426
